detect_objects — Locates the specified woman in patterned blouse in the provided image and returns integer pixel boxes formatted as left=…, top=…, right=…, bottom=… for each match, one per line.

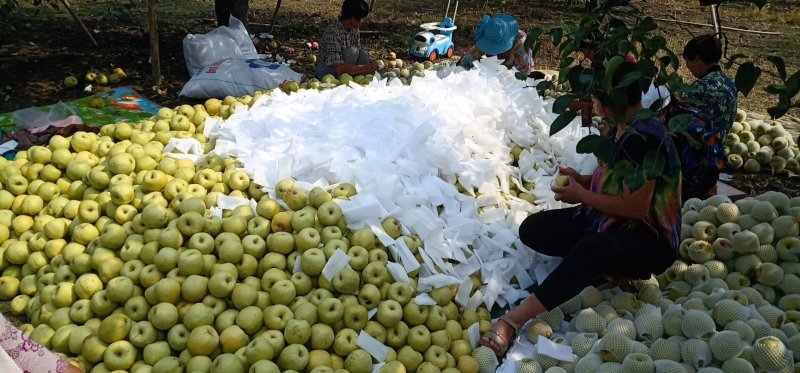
left=479, top=61, right=681, bottom=358
left=315, top=0, right=377, bottom=78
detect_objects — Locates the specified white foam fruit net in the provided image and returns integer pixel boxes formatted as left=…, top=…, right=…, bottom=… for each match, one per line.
left=205, top=57, right=597, bottom=313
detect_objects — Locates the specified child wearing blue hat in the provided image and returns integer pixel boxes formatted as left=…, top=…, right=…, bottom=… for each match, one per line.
left=460, top=14, right=542, bottom=78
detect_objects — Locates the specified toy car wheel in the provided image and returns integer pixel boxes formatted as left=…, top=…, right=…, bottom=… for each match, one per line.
left=447, top=47, right=454, bottom=58
left=429, top=51, right=438, bottom=62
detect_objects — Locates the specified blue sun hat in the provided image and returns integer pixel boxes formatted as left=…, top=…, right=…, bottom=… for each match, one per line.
left=475, top=13, right=519, bottom=56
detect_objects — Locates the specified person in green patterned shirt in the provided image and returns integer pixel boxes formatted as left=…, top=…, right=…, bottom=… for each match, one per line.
left=682, top=34, right=738, bottom=139
left=672, top=34, right=738, bottom=201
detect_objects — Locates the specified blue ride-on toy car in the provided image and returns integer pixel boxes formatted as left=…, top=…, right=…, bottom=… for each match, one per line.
left=409, top=1, right=458, bottom=62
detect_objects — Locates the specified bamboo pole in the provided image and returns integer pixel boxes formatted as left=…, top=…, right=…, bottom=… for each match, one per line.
left=59, top=0, right=98, bottom=47
left=148, top=0, right=161, bottom=85
left=651, top=17, right=781, bottom=35
left=710, top=4, right=723, bottom=40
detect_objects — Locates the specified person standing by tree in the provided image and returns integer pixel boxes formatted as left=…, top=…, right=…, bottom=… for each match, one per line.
left=670, top=34, right=738, bottom=201
left=315, top=0, right=377, bottom=78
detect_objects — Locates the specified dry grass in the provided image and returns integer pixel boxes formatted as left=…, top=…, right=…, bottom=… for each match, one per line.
left=746, top=3, right=800, bottom=26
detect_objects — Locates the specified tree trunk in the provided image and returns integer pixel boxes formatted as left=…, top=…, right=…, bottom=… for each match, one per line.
left=215, top=0, right=250, bottom=30
left=148, top=0, right=161, bottom=86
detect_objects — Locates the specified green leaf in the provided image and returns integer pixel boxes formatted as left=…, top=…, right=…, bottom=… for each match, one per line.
left=559, top=56, right=575, bottom=69
left=577, top=134, right=615, bottom=163
left=667, top=114, right=693, bottom=134
left=636, top=16, right=658, bottom=33
left=551, top=28, right=563, bottom=47
left=629, top=108, right=654, bottom=123
left=643, top=35, right=667, bottom=54
left=549, top=111, right=578, bottom=136
left=607, top=87, right=630, bottom=118
left=515, top=72, right=528, bottom=81
left=767, top=105, right=790, bottom=119
left=643, top=151, right=665, bottom=179
left=766, top=55, right=787, bottom=80
left=524, top=28, right=542, bottom=51
left=535, top=80, right=554, bottom=97
left=785, top=70, right=800, bottom=97
left=560, top=43, right=578, bottom=60
left=616, top=71, right=643, bottom=89
left=531, top=43, right=542, bottom=60
left=553, top=94, right=577, bottom=114
left=582, top=69, right=598, bottom=86
left=615, top=161, right=645, bottom=191
left=558, top=66, right=573, bottom=85
left=637, top=59, right=657, bottom=80
left=625, top=166, right=646, bottom=191
left=576, top=134, right=605, bottom=154
left=617, top=39, right=633, bottom=55
left=602, top=55, right=626, bottom=91
left=723, top=53, right=748, bottom=70
left=594, top=136, right=615, bottom=164
left=735, top=62, right=762, bottom=97
left=561, top=21, right=578, bottom=34
left=764, top=84, right=788, bottom=95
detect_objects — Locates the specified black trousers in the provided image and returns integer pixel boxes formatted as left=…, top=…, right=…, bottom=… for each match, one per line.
left=519, top=206, right=676, bottom=310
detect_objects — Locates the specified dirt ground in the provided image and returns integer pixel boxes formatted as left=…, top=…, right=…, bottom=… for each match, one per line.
left=1, top=0, right=799, bottom=196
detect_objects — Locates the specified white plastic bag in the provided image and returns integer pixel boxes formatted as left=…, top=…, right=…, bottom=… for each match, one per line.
left=182, top=16, right=259, bottom=76
left=642, top=84, right=671, bottom=111
left=11, top=102, right=83, bottom=133
left=179, top=58, right=304, bottom=99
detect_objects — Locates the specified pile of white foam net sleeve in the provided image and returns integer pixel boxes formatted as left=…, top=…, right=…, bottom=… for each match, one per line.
left=201, top=58, right=599, bottom=370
